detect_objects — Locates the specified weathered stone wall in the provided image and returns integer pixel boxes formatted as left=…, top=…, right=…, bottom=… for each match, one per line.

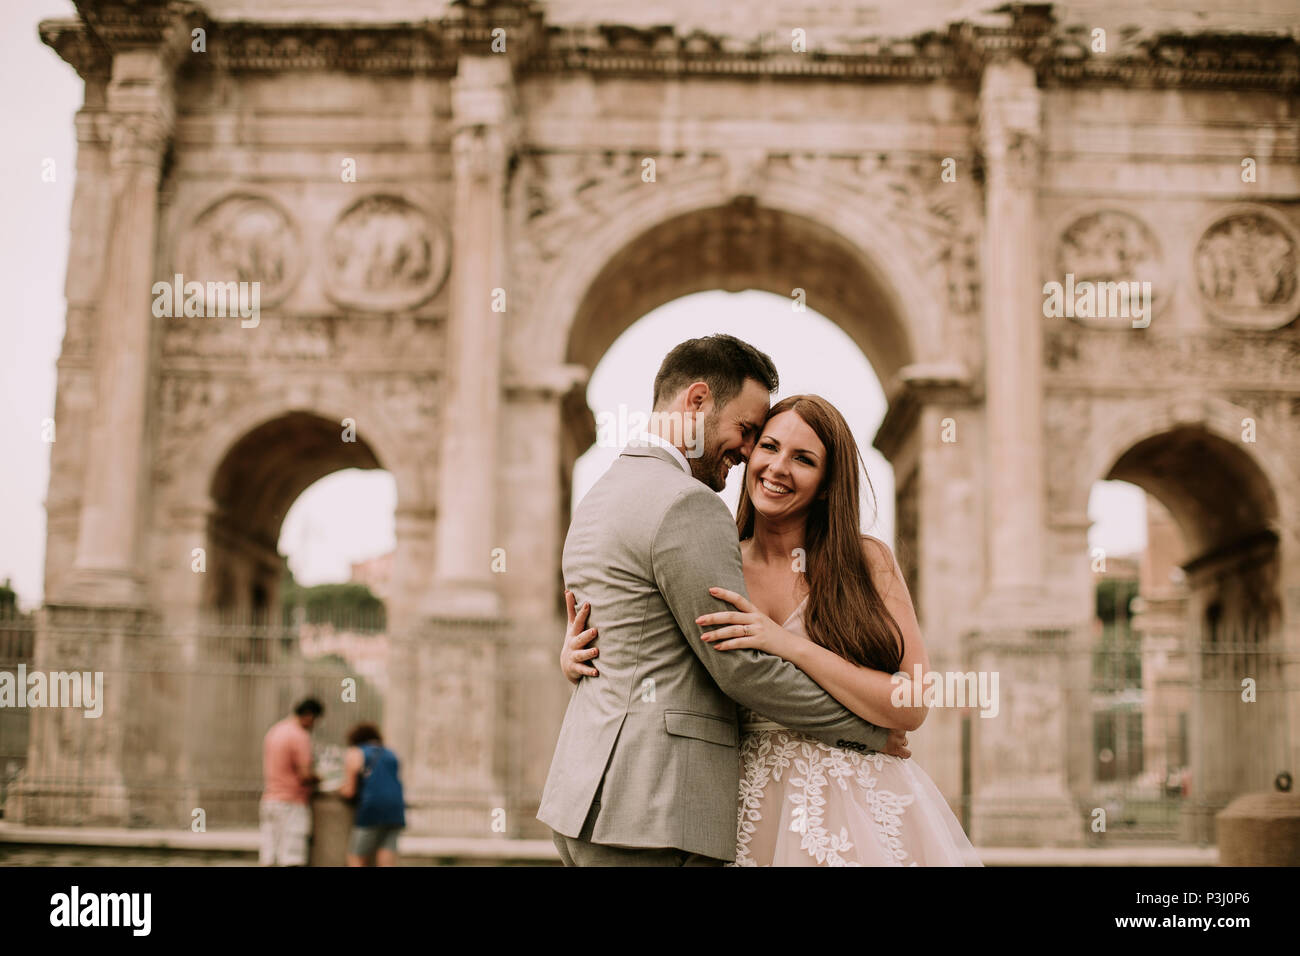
left=31, top=0, right=1300, bottom=843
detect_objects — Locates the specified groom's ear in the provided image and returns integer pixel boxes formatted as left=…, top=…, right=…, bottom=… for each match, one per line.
left=683, top=381, right=711, bottom=412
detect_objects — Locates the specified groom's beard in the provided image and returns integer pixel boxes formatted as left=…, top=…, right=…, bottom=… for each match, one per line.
left=689, top=428, right=738, bottom=492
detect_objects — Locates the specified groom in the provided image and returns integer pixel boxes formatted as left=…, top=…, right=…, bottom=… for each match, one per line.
left=538, top=334, right=909, bottom=866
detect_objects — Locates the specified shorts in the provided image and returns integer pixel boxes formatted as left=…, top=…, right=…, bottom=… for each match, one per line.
left=260, top=800, right=311, bottom=866
left=348, top=824, right=402, bottom=858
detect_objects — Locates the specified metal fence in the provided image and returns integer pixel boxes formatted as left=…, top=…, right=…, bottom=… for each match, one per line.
left=0, top=609, right=566, bottom=839
left=1077, top=626, right=1295, bottom=845
left=1, top=609, right=1294, bottom=845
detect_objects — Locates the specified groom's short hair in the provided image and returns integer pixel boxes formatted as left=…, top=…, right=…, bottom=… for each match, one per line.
left=652, top=334, right=779, bottom=411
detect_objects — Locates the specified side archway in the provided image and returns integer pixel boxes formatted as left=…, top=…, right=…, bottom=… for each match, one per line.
left=204, top=410, right=387, bottom=620
left=1081, top=404, right=1287, bottom=840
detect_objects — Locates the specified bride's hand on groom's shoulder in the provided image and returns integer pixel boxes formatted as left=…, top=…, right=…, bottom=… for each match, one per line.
left=561, top=590, right=600, bottom=684
left=696, top=587, right=799, bottom=661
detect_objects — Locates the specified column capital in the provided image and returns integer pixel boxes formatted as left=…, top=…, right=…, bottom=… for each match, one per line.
left=977, top=58, right=1042, bottom=184
left=503, top=362, right=588, bottom=401
left=452, top=123, right=514, bottom=184
left=107, top=110, right=172, bottom=169
left=874, top=362, right=976, bottom=461
left=451, top=54, right=520, bottom=181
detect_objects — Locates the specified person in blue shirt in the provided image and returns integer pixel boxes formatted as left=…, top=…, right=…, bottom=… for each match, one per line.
left=339, top=723, right=406, bottom=867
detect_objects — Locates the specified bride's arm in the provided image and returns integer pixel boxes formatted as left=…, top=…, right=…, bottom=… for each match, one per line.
left=782, top=537, right=930, bottom=731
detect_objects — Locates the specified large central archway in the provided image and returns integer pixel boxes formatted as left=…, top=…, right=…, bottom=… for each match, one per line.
left=552, top=195, right=923, bottom=522
left=564, top=199, right=917, bottom=383
left=509, top=192, right=974, bottom=814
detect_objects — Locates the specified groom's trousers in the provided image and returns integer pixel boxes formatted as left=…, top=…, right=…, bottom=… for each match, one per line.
left=550, top=797, right=726, bottom=867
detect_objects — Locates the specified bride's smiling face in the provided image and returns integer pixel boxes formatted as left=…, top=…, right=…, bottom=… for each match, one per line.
left=746, top=410, right=827, bottom=519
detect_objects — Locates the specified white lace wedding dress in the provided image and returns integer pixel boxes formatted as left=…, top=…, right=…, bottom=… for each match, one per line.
left=731, top=599, right=983, bottom=867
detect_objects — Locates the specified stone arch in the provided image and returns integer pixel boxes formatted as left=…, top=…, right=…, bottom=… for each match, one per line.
left=1080, top=395, right=1288, bottom=838
left=172, top=392, right=422, bottom=522
left=1107, top=430, right=1279, bottom=563
left=202, top=410, right=389, bottom=619
left=1084, top=394, right=1286, bottom=553
left=525, top=171, right=938, bottom=391
left=154, top=386, right=435, bottom=632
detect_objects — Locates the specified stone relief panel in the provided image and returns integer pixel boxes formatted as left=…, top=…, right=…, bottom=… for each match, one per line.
left=1043, top=392, right=1095, bottom=519
left=324, top=195, right=450, bottom=312
left=780, top=153, right=984, bottom=320
left=1052, top=210, right=1165, bottom=328
left=511, top=150, right=719, bottom=322
left=151, top=371, right=443, bottom=499
left=160, top=312, right=443, bottom=367
left=1194, top=206, right=1300, bottom=330
left=174, top=193, right=302, bottom=308
left=1045, top=324, right=1300, bottom=386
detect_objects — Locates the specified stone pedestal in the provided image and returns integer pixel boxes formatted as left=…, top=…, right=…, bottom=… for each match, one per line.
left=1216, top=787, right=1300, bottom=865
left=385, top=618, right=509, bottom=837
left=964, top=625, right=1087, bottom=846
left=11, top=605, right=180, bottom=827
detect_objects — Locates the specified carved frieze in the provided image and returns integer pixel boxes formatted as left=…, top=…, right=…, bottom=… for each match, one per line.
left=40, top=7, right=1297, bottom=92
left=324, top=196, right=449, bottom=312
left=1194, top=207, right=1299, bottom=330
left=786, top=153, right=984, bottom=316
left=1044, top=325, right=1300, bottom=387
left=161, top=313, right=443, bottom=365
left=516, top=148, right=981, bottom=319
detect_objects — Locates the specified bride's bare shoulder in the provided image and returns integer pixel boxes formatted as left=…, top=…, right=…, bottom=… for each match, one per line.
left=859, top=535, right=903, bottom=588
left=859, top=533, right=894, bottom=566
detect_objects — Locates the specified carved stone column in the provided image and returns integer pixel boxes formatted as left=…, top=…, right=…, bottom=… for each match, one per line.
left=67, top=27, right=187, bottom=607
left=966, top=54, right=1083, bottom=847
left=976, top=57, right=1047, bottom=614
left=429, top=55, right=519, bottom=619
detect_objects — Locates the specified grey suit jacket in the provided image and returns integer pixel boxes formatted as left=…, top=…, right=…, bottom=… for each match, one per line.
left=536, top=441, right=891, bottom=861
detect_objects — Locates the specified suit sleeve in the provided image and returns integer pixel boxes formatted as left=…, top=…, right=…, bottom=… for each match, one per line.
left=651, top=485, right=890, bottom=752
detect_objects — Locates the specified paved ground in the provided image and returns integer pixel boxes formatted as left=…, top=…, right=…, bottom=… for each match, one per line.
left=0, top=822, right=1218, bottom=866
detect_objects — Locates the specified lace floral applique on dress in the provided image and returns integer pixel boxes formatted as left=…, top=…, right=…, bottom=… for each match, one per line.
left=730, top=603, right=981, bottom=867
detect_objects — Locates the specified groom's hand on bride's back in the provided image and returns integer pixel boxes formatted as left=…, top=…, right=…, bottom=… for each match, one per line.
left=885, top=728, right=911, bottom=759
left=561, top=589, right=600, bottom=684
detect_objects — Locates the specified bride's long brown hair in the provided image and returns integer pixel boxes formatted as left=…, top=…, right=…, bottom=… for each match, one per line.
left=735, top=394, right=904, bottom=674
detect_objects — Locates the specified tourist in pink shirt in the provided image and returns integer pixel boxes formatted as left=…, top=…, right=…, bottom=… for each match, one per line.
left=260, top=698, right=323, bottom=866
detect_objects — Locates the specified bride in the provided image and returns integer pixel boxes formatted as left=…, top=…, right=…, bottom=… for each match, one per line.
left=563, top=393, right=981, bottom=867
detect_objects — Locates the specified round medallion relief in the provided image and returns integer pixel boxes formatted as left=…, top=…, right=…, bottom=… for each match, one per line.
left=1194, top=206, right=1299, bottom=329
left=324, top=195, right=449, bottom=311
left=176, top=193, right=302, bottom=308
left=1052, top=210, right=1164, bottom=328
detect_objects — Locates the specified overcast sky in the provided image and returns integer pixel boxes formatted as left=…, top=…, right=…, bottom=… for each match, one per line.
left=0, top=0, right=1145, bottom=608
